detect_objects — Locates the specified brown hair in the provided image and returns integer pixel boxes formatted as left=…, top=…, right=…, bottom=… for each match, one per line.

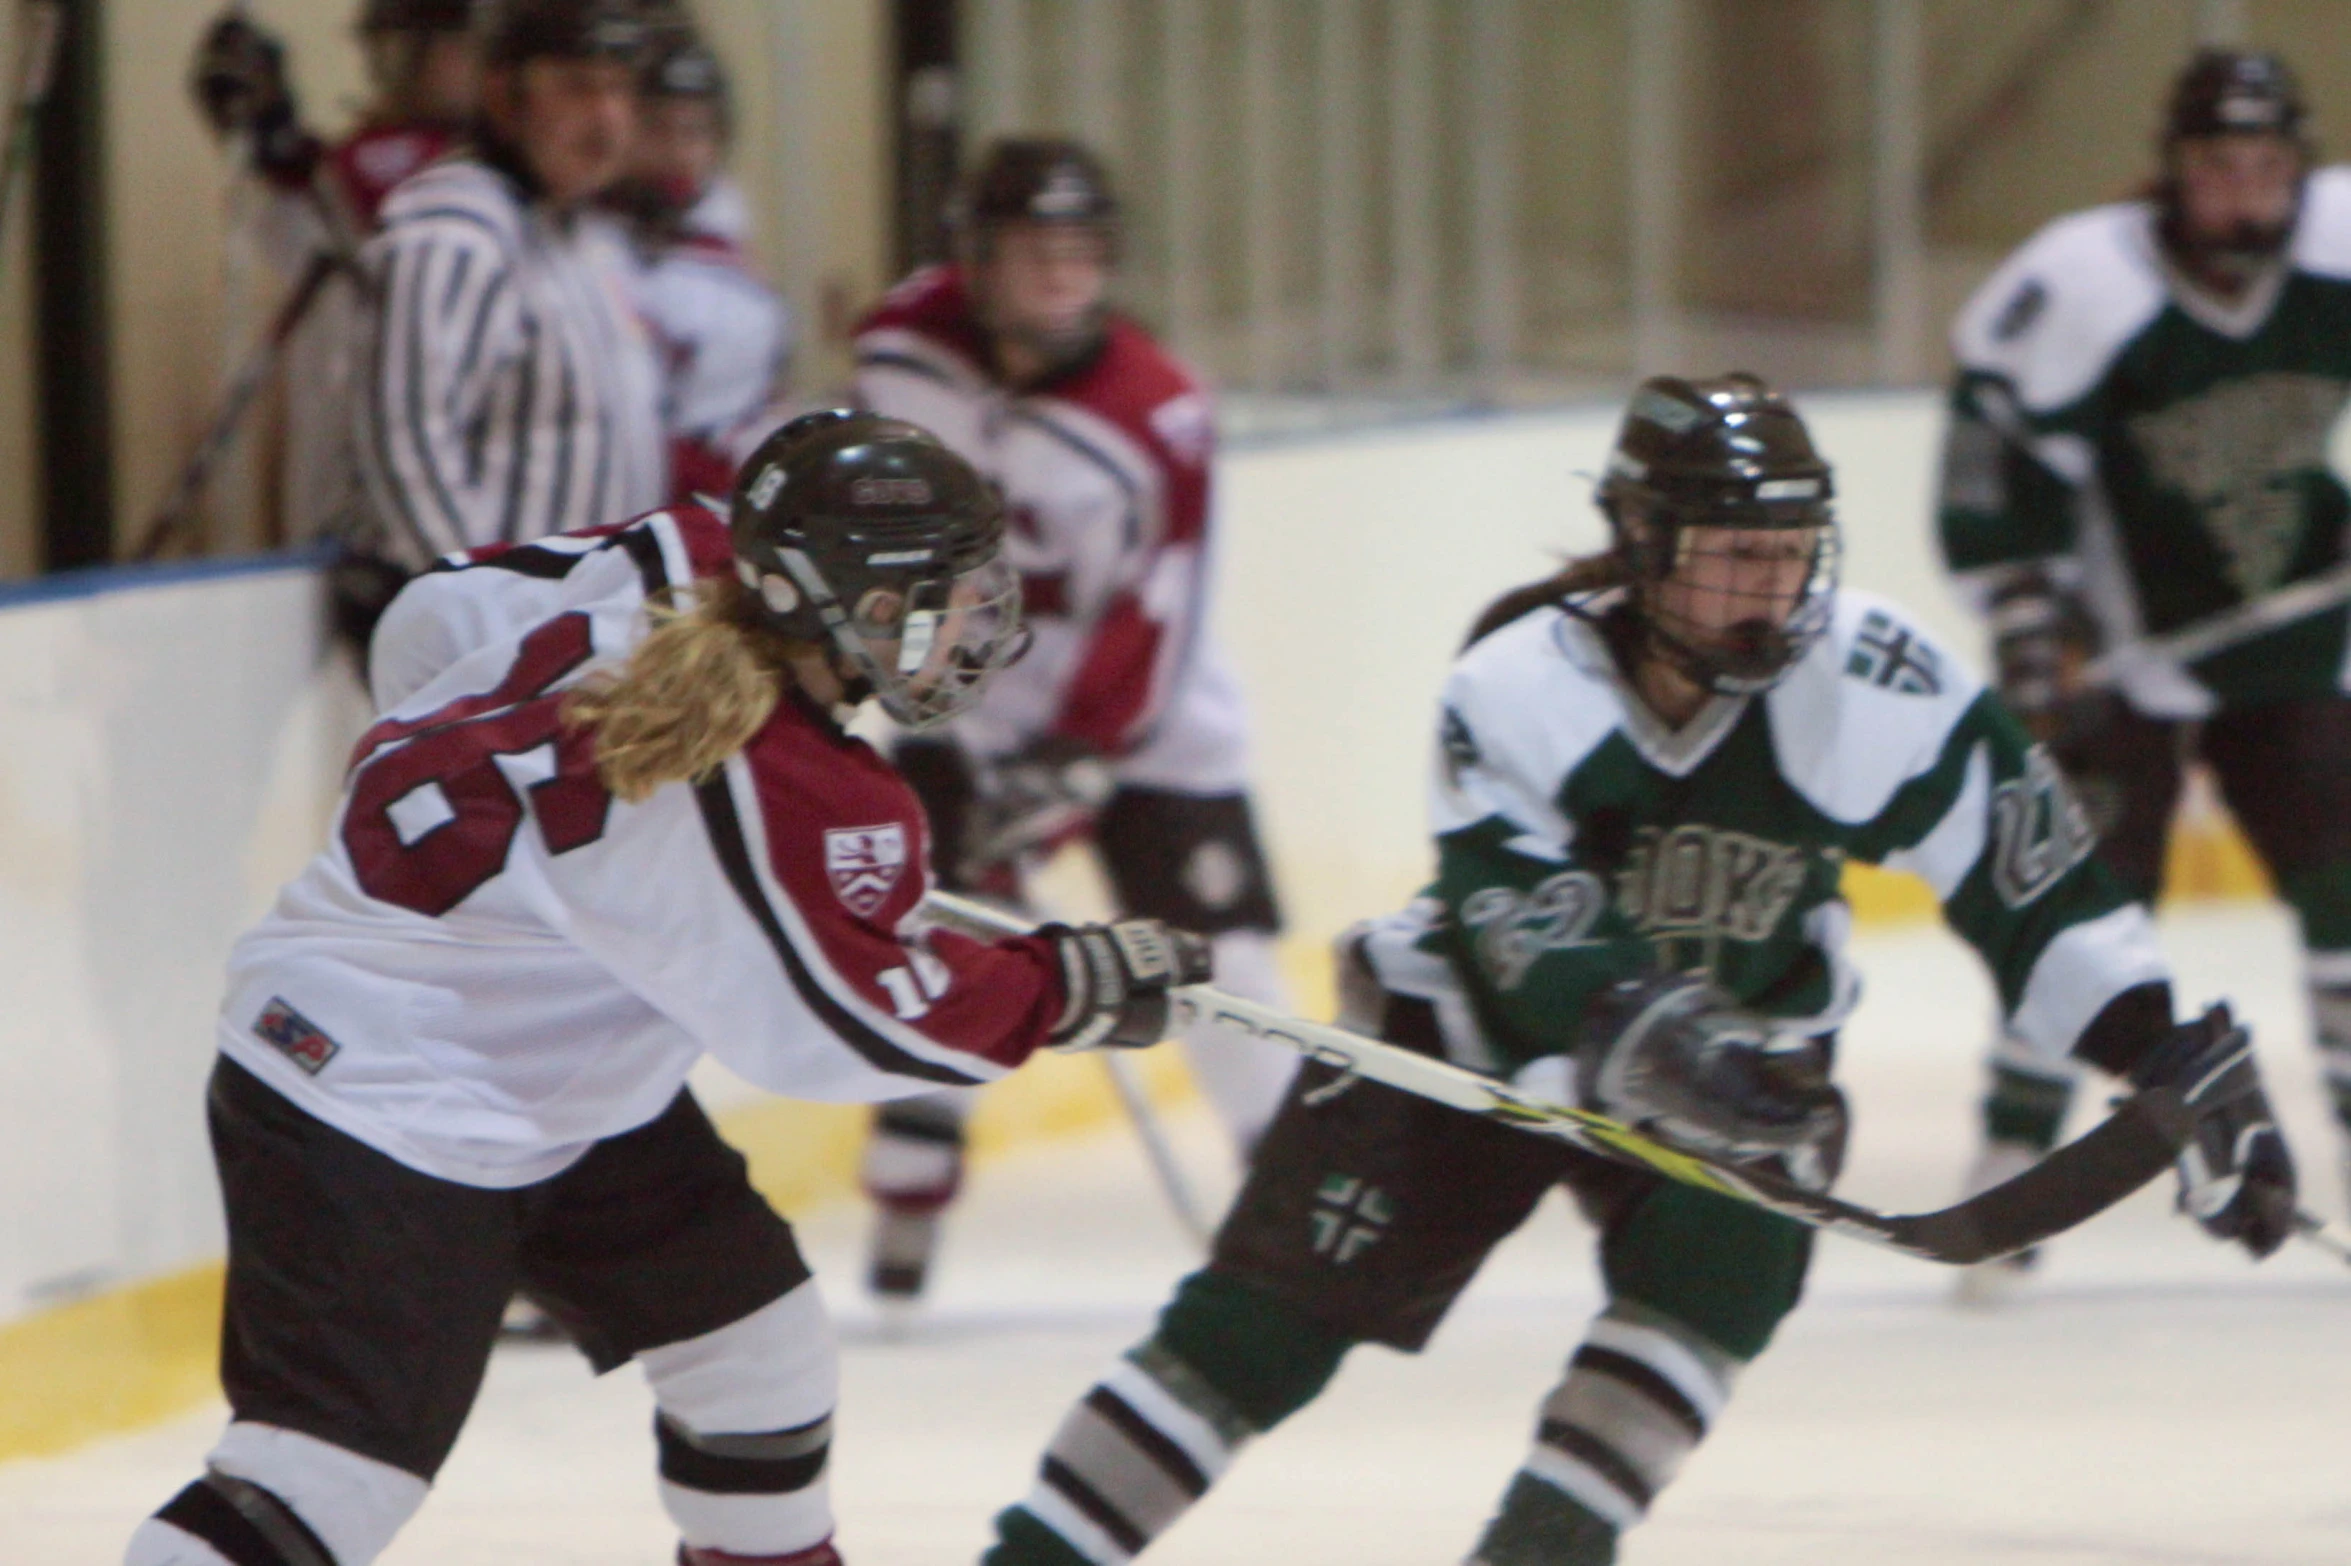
left=561, top=576, right=811, bottom=802
left=1461, top=552, right=1627, bottom=650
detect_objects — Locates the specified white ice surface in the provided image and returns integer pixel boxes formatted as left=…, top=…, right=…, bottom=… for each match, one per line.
left=9, top=904, right=2351, bottom=1565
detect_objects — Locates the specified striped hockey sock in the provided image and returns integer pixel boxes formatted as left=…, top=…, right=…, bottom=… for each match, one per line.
left=1469, top=1302, right=1742, bottom=1566
left=987, top=1341, right=1254, bottom=1566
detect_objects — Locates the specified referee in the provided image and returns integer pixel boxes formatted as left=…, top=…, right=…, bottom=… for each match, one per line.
left=354, top=0, right=665, bottom=572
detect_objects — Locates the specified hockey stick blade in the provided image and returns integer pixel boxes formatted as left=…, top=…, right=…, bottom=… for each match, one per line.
left=2293, top=1207, right=2351, bottom=1268
left=923, top=891, right=2195, bottom=1265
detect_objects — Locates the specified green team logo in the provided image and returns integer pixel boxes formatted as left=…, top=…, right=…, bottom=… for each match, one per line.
left=1616, top=824, right=1810, bottom=945
left=2127, top=372, right=2349, bottom=596
left=1989, top=745, right=2096, bottom=907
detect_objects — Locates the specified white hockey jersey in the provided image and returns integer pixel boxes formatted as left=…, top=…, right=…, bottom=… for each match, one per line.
left=220, top=505, right=1066, bottom=1188
left=627, top=178, right=794, bottom=503
left=850, top=265, right=1253, bottom=791
left=353, top=157, right=667, bottom=570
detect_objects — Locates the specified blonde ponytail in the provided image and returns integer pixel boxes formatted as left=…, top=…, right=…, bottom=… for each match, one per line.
left=562, top=577, right=805, bottom=802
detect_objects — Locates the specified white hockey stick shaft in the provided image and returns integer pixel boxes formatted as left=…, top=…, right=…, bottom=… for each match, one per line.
left=2082, top=560, right=2351, bottom=685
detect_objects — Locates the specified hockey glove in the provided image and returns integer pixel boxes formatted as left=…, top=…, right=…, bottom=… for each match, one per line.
left=1575, top=973, right=1850, bottom=1191
left=961, top=737, right=1116, bottom=881
left=1042, top=919, right=1212, bottom=1052
left=189, top=12, right=320, bottom=184
left=2128, top=1004, right=2298, bottom=1259
left=1986, top=566, right=2111, bottom=748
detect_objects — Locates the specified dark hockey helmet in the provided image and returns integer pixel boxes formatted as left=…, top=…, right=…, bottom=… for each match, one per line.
left=481, top=0, right=644, bottom=70
left=2165, top=48, right=2306, bottom=144
left=960, top=137, right=1121, bottom=244
left=730, top=412, right=1027, bottom=729
left=641, top=27, right=727, bottom=112
left=357, top=0, right=478, bottom=33
left=1596, top=373, right=1839, bottom=695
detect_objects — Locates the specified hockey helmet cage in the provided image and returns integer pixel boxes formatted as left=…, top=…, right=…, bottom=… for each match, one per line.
left=642, top=29, right=727, bottom=105
left=358, top=0, right=477, bottom=33
left=482, top=0, right=644, bottom=70
left=730, top=412, right=1027, bottom=729
left=1596, top=373, right=1839, bottom=694
left=2166, top=48, right=2306, bottom=144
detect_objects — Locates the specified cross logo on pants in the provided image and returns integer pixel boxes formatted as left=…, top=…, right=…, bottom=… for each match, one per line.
left=1311, top=1174, right=1393, bottom=1264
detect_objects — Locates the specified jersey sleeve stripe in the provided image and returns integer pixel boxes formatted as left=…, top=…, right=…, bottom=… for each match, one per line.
left=690, top=773, right=993, bottom=1087
left=451, top=269, right=509, bottom=392
left=363, top=241, right=468, bottom=562
left=497, top=318, right=542, bottom=546
left=398, top=241, right=479, bottom=552
left=538, top=357, right=579, bottom=544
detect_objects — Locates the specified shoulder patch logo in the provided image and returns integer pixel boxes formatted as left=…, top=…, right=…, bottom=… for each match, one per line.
left=1991, top=277, right=2048, bottom=342
left=1845, top=609, right=1944, bottom=695
left=1440, top=704, right=1482, bottom=784
left=824, top=824, right=910, bottom=917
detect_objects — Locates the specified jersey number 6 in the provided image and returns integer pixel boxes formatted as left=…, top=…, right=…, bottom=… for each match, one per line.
left=342, top=613, right=615, bottom=916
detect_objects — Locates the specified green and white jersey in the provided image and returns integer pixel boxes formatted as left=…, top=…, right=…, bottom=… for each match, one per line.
left=1940, top=167, right=2351, bottom=716
left=1357, top=592, right=2168, bottom=1079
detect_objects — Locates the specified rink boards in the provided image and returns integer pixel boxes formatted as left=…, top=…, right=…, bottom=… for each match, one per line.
left=0, top=391, right=2273, bottom=1463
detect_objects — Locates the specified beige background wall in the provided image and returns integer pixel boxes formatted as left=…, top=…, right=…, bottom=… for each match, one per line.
left=0, top=0, right=891, bottom=582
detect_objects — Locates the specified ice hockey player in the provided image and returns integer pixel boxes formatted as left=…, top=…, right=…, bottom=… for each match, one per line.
left=608, top=21, right=795, bottom=504
left=846, top=138, right=1295, bottom=1302
left=188, top=0, right=481, bottom=604
left=1940, top=47, right=2351, bottom=1299
left=353, top=0, right=666, bottom=574
left=979, top=374, right=2298, bottom=1566
left=121, top=411, right=1212, bottom=1566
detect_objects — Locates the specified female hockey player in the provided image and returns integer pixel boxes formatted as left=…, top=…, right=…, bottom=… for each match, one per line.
left=125, top=413, right=1211, bottom=1566
left=979, top=374, right=2299, bottom=1566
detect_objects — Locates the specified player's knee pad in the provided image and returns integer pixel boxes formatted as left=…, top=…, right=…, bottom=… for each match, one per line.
left=1176, top=931, right=1297, bottom=1153
left=641, top=1281, right=840, bottom=1559
left=861, top=1089, right=978, bottom=1211
left=130, top=1423, right=428, bottom=1566
left=1600, top=1183, right=1812, bottom=1362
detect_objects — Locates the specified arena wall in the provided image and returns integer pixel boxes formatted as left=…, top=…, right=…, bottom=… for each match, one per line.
left=0, top=390, right=2272, bottom=1461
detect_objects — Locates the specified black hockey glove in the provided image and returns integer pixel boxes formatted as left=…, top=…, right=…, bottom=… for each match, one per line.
left=1986, top=566, right=2110, bottom=748
left=1575, top=973, right=1850, bottom=1191
left=2128, top=1004, right=2298, bottom=1259
left=1041, top=919, right=1212, bottom=1052
left=961, top=737, right=1116, bottom=881
left=190, top=12, right=320, bottom=184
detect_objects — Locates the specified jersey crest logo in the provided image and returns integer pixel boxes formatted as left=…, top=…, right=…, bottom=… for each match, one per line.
left=1461, top=871, right=1608, bottom=990
left=1990, top=278, right=2047, bottom=342
left=2127, top=372, right=2351, bottom=597
left=254, top=996, right=340, bottom=1076
left=1844, top=609, right=1943, bottom=694
left=825, top=824, right=910, bottom=917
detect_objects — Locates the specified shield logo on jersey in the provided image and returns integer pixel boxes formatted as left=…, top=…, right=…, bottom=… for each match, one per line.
left=825, top=824, right=910, bottom=917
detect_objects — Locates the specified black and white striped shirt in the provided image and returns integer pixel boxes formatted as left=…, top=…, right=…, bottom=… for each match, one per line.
left=354, top=158, right=666, bottom=569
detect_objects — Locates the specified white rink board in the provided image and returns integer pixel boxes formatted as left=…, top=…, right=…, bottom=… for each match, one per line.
left=0, top=390, right=2069, bottom=1328
left=0, top=561, right=359, bottom=1323
left=1215, top=389, right=1973, bottom=938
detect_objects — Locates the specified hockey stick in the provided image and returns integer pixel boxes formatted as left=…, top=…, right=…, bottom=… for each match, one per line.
left=926, top=890, right=1214, bottom=1250
left=0, top=0, right=61, bottom=282
left=926, top=889, right=2196, bottom=1266
left=2292, top=1207, right=2351, bottom=1268
left=2082, top=560, right=2351, bottom=685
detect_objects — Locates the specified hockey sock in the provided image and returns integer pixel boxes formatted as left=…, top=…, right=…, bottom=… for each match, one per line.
left=984, top=1271, right=1350, bottom=1566
left=643, top=1285, right=841, bottom=1562
left=2305, top=956, right=2351, bottom=1142
left=129, top=1423, right=429, bottom=1566
left=1979, top=1037, right=2077, bottom=1153
left=1467, top=1301, right=1744, bottom=1566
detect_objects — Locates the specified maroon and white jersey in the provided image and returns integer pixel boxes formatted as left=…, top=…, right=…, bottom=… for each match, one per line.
left=851, top=266, right=1251, bottom=790
left=220, top=504, right=1065, bottom=1188
left=628, top=178, right=795, bottom=505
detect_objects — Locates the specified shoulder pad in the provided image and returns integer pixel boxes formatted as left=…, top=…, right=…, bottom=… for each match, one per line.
left=2292, top=165, right=2351, bottom=280
left=376, top=158, right=526, bottom=248
left=1767, top=591, right=1987, bottom=825
left=1950, top=202, right=2167, bottom=414
left=1430, top=610, right=1623, bottom=856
